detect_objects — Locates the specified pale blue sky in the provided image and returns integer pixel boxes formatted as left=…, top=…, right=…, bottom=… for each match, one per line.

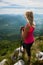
left=0, top=0, right=43, bottom=14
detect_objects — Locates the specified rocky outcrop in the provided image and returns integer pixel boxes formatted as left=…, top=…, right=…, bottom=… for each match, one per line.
left=11, top=46, right=23, bottom=61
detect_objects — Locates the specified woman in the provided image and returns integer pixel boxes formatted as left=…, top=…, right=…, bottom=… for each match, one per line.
left=21, top=11, right=35, bottom=65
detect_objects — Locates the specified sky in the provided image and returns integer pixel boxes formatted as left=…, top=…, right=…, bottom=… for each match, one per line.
left=0, top=0, right=43, bottom=14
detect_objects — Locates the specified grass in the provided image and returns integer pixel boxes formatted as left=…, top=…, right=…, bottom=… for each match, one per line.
left=0, top=36, right=43, bottom=65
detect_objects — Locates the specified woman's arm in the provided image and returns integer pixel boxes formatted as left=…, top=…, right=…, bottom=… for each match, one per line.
left=21, top=24, right=29, bottom=40
left=33, top=21, right=36, bottom=29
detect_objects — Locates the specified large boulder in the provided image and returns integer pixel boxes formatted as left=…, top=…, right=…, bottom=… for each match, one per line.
left=11, top=46, right=24, bottom=61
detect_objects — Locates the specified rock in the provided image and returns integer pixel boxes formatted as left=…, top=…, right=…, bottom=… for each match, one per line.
left=36, top=51, right=43, bottom=60
left=15, top=46, right=24, bottom=52
left=0, top=59, right=8, bottom=65
left=14, top=60, right=25, bottom=65
left=11, top=46, right=24, bottom=61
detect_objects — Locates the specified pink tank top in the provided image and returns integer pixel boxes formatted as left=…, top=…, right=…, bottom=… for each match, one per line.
left=24, top=24, right=35, bottom=44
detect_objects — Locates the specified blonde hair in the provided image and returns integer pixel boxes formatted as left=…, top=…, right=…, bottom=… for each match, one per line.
left=25, top=11, right=33, bottom=25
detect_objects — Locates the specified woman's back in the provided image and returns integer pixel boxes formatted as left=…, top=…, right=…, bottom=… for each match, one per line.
left=24, top=24, right=35, bottom=44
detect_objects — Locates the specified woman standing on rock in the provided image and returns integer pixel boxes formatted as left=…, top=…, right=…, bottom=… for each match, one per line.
left=21, top=11, right=35, bottom=65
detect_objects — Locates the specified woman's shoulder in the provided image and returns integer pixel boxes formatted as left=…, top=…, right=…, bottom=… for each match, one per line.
left=24, top=23, right=30, bottom=32
left=25, top=23, right=30, bottom=27
left=32, top=25, right=35, bottom=29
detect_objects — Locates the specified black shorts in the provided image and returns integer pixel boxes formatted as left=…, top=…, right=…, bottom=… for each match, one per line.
left=22, top=42, right=33, bottom=56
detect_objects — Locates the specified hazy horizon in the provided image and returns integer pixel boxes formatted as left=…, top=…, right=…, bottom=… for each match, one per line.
left=0, top=0, right=43, bottom=14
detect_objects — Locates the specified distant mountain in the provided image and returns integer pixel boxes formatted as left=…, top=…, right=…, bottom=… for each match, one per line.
left=34, top=14, right=43, bottom=36
left=0, top=14, right=27, bottom=33
left=0, top=14, right=43, bottom=40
